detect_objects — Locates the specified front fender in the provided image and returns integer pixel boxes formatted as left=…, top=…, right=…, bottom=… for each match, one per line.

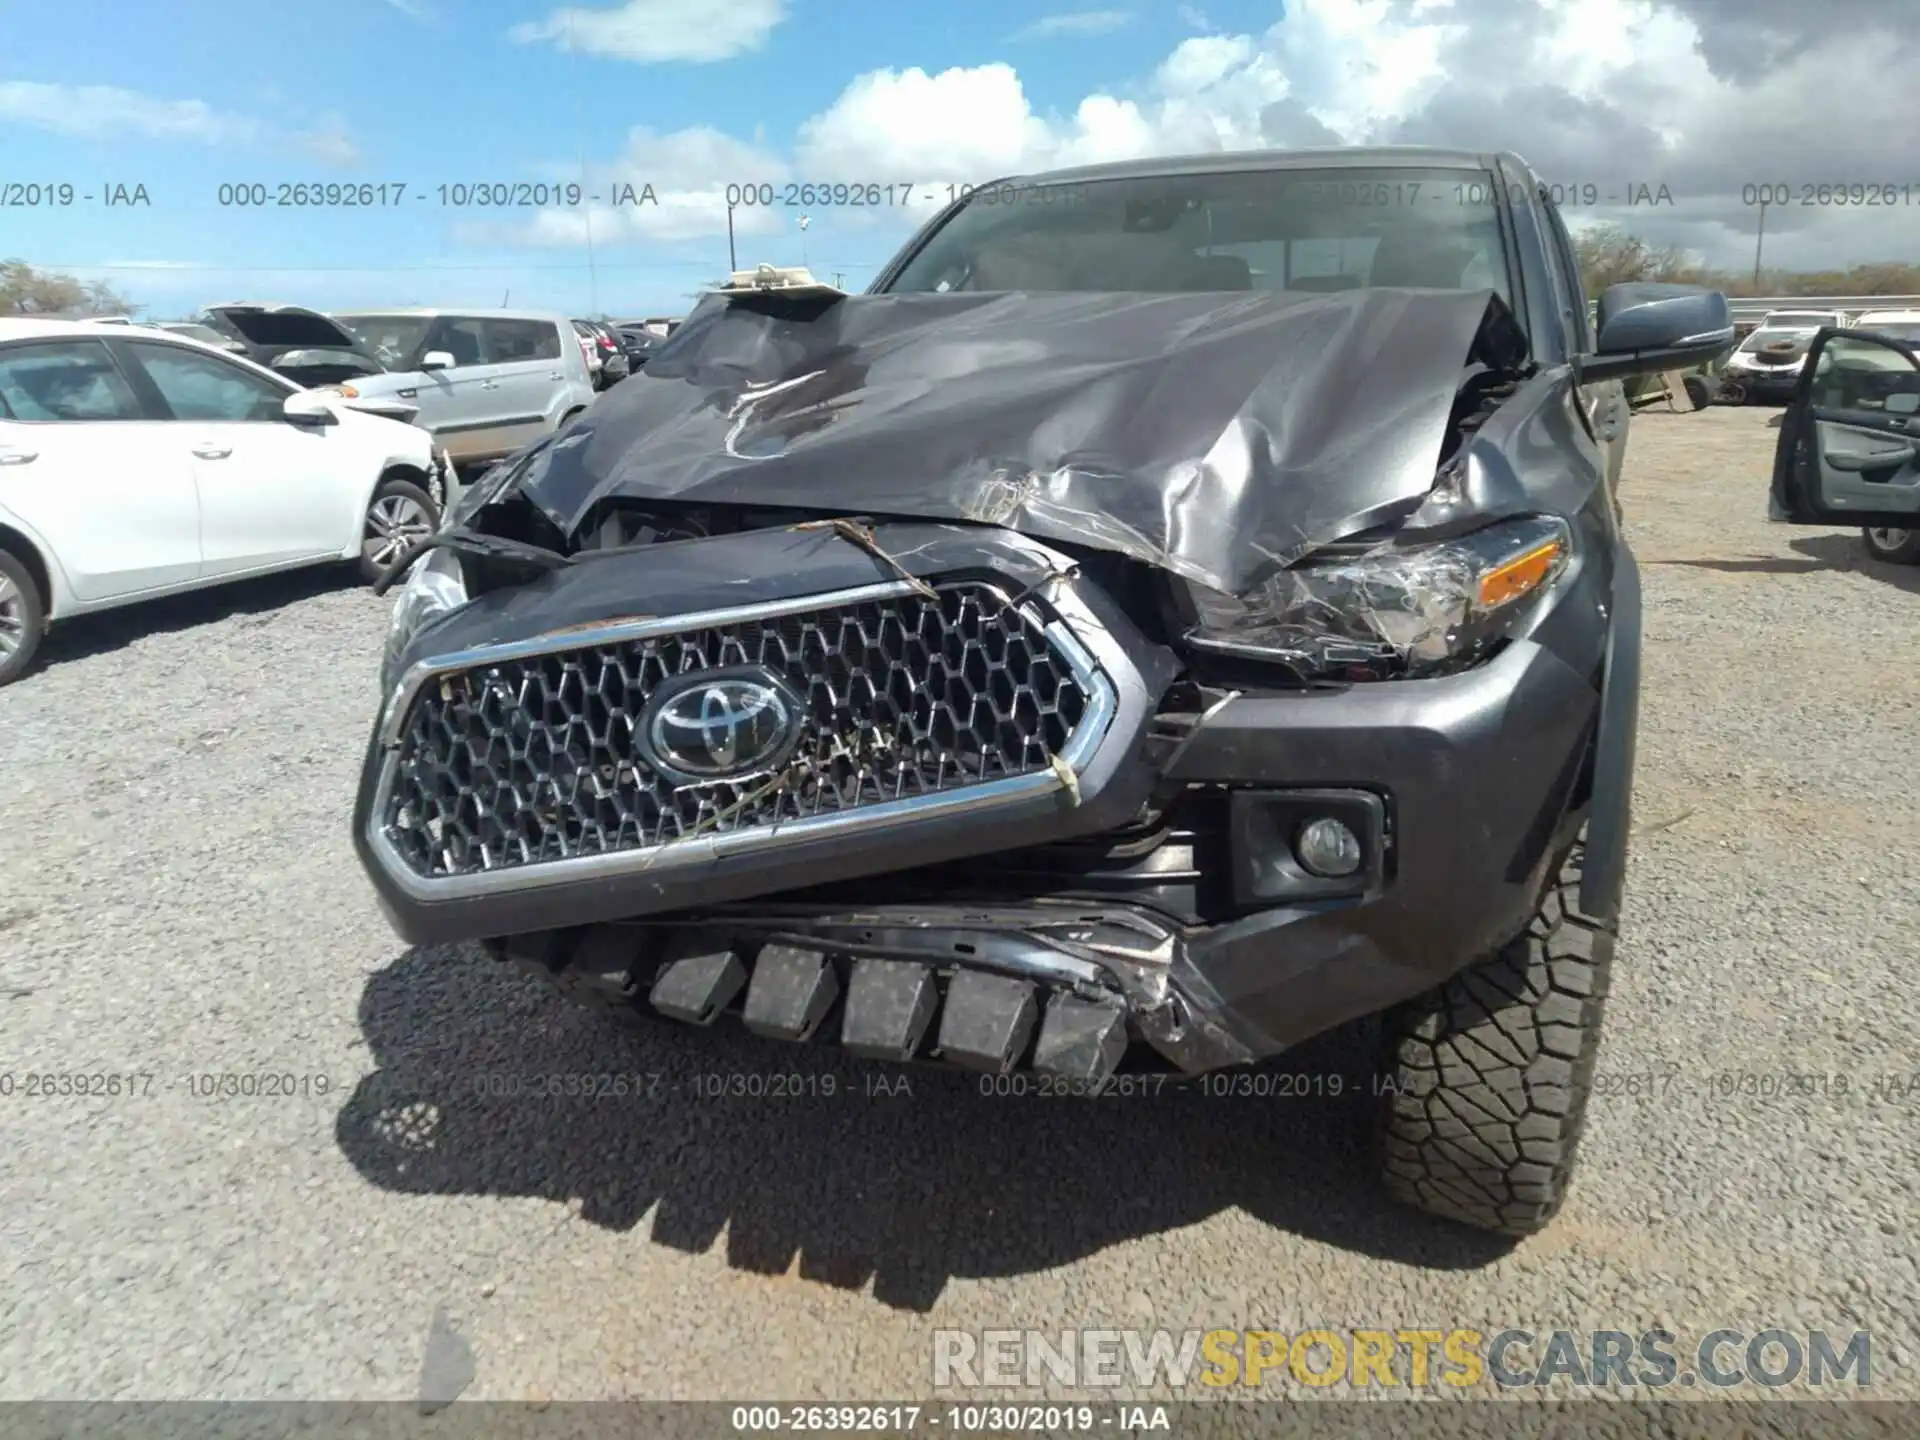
left=1579, top=541, right=1640, bottom=920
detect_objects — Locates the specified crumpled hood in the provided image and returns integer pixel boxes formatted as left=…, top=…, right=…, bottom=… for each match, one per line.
left=509, top=286, right=1521, bottom=595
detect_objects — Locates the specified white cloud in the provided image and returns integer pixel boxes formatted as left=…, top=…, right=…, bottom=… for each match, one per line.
left=0, top=82, right=262, bottom=145
left=1014, top=11, right=1133, bottom=40
left=1154, top=35, right=1256, bottom=93
left=300, top=115, right=362, bottom=167
left=380, top=0, right=430, bottom=16
left=510, top=0, right=787, bottom=63
left=780, top=1, right=1456, bottom=185
left=174, top=0, right=1914, bottom=281
left=795, top=66, right=1055, bottom=182
left=484, top=125, right=797, bottom=248
left=0, top=81, right=363, bottom=168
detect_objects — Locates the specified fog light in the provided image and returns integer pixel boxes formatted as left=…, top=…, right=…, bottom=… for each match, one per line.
left=1295, top=817, right=1362, bottom=878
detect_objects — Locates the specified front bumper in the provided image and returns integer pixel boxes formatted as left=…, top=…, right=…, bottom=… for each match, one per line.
left=353, top=522, right=1602, bottom=1073
left=1725, top=363, right=1802, bottom=396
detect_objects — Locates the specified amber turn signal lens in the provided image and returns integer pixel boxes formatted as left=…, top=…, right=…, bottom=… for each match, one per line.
left=1477, top=538, right=1564, bottom=609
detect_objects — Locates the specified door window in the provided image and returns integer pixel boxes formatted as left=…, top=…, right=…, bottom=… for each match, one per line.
left=0, top=340, right=145, bottom=422
left=334, top=313, right=434, bottom=367
left=1812, top=335, right=1920, bottom=413
left=124, top=341, right=289, bottom=422
left=486, top=319, right=562, bottom=362
left=429, top=317, right=488, bottom=368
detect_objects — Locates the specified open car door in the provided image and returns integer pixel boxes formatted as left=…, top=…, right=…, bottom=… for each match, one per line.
left=1771, top=327, right=1920, bottom=527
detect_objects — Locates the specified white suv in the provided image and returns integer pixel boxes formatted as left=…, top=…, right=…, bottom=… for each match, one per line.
left=328, top=310, right=597, bottom=466
left=0, top=319, right=453, bottom=687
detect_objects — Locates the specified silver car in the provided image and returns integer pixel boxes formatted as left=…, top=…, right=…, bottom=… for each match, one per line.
left=328, top=309, right=597, bottom=466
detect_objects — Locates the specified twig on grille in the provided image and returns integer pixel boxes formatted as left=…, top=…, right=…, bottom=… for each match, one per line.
left=1009, top=563, right=1081, bottom=609
left=792, top=517, right=938, bottom=599
left=634, top=768, right=796, bottom=869
left=1048, top=753, right=1082, bottom=807
left=1154, top=689, right=1241, bottom=776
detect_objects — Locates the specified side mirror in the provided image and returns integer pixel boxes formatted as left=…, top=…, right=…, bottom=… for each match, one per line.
left=281, top=390, right=338, bottom=426
left=419, top=350, right=456, bottom=372
left=1577, top=284, right=1735, bottom=382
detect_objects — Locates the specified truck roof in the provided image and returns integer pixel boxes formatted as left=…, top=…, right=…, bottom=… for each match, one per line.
left=1000, top=146, right=1517, bottom=189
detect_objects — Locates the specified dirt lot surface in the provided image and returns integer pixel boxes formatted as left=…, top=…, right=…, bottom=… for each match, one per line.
left=2, top=405, right=1915, bottom=1407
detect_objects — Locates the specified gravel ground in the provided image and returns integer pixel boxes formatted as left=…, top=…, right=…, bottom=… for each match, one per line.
left=1, top=405, right=1916, bottom=1408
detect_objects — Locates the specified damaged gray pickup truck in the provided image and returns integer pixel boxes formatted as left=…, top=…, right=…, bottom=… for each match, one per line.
left=353, top=148, right=1734, bottom=1236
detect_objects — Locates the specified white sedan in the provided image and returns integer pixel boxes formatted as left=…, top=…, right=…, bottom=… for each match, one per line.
left=0, top=318, right=455, bottom=686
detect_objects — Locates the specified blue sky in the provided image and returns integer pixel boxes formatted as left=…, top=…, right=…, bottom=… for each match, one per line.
left=3, top=0, right=1274, bottom=316
left=3, top=0, right=1910, bottom=319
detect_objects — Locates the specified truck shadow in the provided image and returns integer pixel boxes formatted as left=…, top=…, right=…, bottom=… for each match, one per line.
left=335, top=945, right=1512, bottom=1311
left=1644, top=534, right=1920, bottom=593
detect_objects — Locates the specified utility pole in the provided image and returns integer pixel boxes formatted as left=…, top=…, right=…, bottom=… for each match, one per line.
left=727, top=203, right=737, bottom=273
left=1752, top=200, right=1767, bottom=293
left=566, top=10, right=598, bottom=315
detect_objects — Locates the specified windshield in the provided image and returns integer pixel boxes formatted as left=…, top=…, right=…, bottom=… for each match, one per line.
left=1740, top=325, right=1834, bottom=352
left=879, top=167, right=1512, bottom=301
left=333, top=313, right=433, bottom=367
left=1762, top=313, right=1835, bottom=328
left=1858, top=321, right=1920, bottom=342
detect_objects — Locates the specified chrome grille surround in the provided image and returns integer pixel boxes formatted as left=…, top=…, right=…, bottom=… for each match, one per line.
left=366, top=578, right=1119, bottom=898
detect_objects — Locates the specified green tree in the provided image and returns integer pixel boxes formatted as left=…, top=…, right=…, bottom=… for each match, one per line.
left=1571, top=223, right=1715, bottom=298
left=0, top=259, right=139, bottom=318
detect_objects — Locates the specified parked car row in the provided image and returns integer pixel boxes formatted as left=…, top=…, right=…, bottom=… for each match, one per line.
left=187, top=303, right=666, bottom=457
left=1720, top=307, right=1920, bottom=404
left=0, top=316, right=456, bottom=685
left=319, top=309, right=598, bottom=464
left=0, top=295, right=699, bottom=687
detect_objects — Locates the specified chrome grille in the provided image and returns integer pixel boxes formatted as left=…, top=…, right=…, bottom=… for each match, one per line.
left=379, top=582, right=1101, bottom=879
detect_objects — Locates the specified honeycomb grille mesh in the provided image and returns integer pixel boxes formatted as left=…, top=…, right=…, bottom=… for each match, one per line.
left=381, top=583, right=1094, bottom=878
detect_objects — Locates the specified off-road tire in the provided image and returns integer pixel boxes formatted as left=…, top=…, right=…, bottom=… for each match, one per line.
left=1862, top=527, right=1920, bottom=565
left=0, top=548, right=47, bottom=687
left=486, top=926, right=665, bottom=1031
left=1377, top=835, right=1614, bottom=1236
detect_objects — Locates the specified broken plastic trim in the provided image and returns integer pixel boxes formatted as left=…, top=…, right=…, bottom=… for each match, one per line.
left=372, top=524, right=571, bottom=597
left=645, top=901, right=1258, bottom=1073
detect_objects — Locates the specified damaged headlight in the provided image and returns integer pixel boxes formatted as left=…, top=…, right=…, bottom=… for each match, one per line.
left=380, top=546, right=469, bottom=694
left=1181, top=515, right=1571, bottom=680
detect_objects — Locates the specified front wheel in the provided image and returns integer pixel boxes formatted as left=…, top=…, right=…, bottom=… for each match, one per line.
left=1862, top=527, right=1920, bottom=564
left=1377, top=835, right=1614, bottom=1236
left=359, top=477, right=439, bottom=584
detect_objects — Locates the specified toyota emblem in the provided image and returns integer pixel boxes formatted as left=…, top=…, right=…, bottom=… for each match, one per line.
left=639, top=667, right=802, bottom=782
